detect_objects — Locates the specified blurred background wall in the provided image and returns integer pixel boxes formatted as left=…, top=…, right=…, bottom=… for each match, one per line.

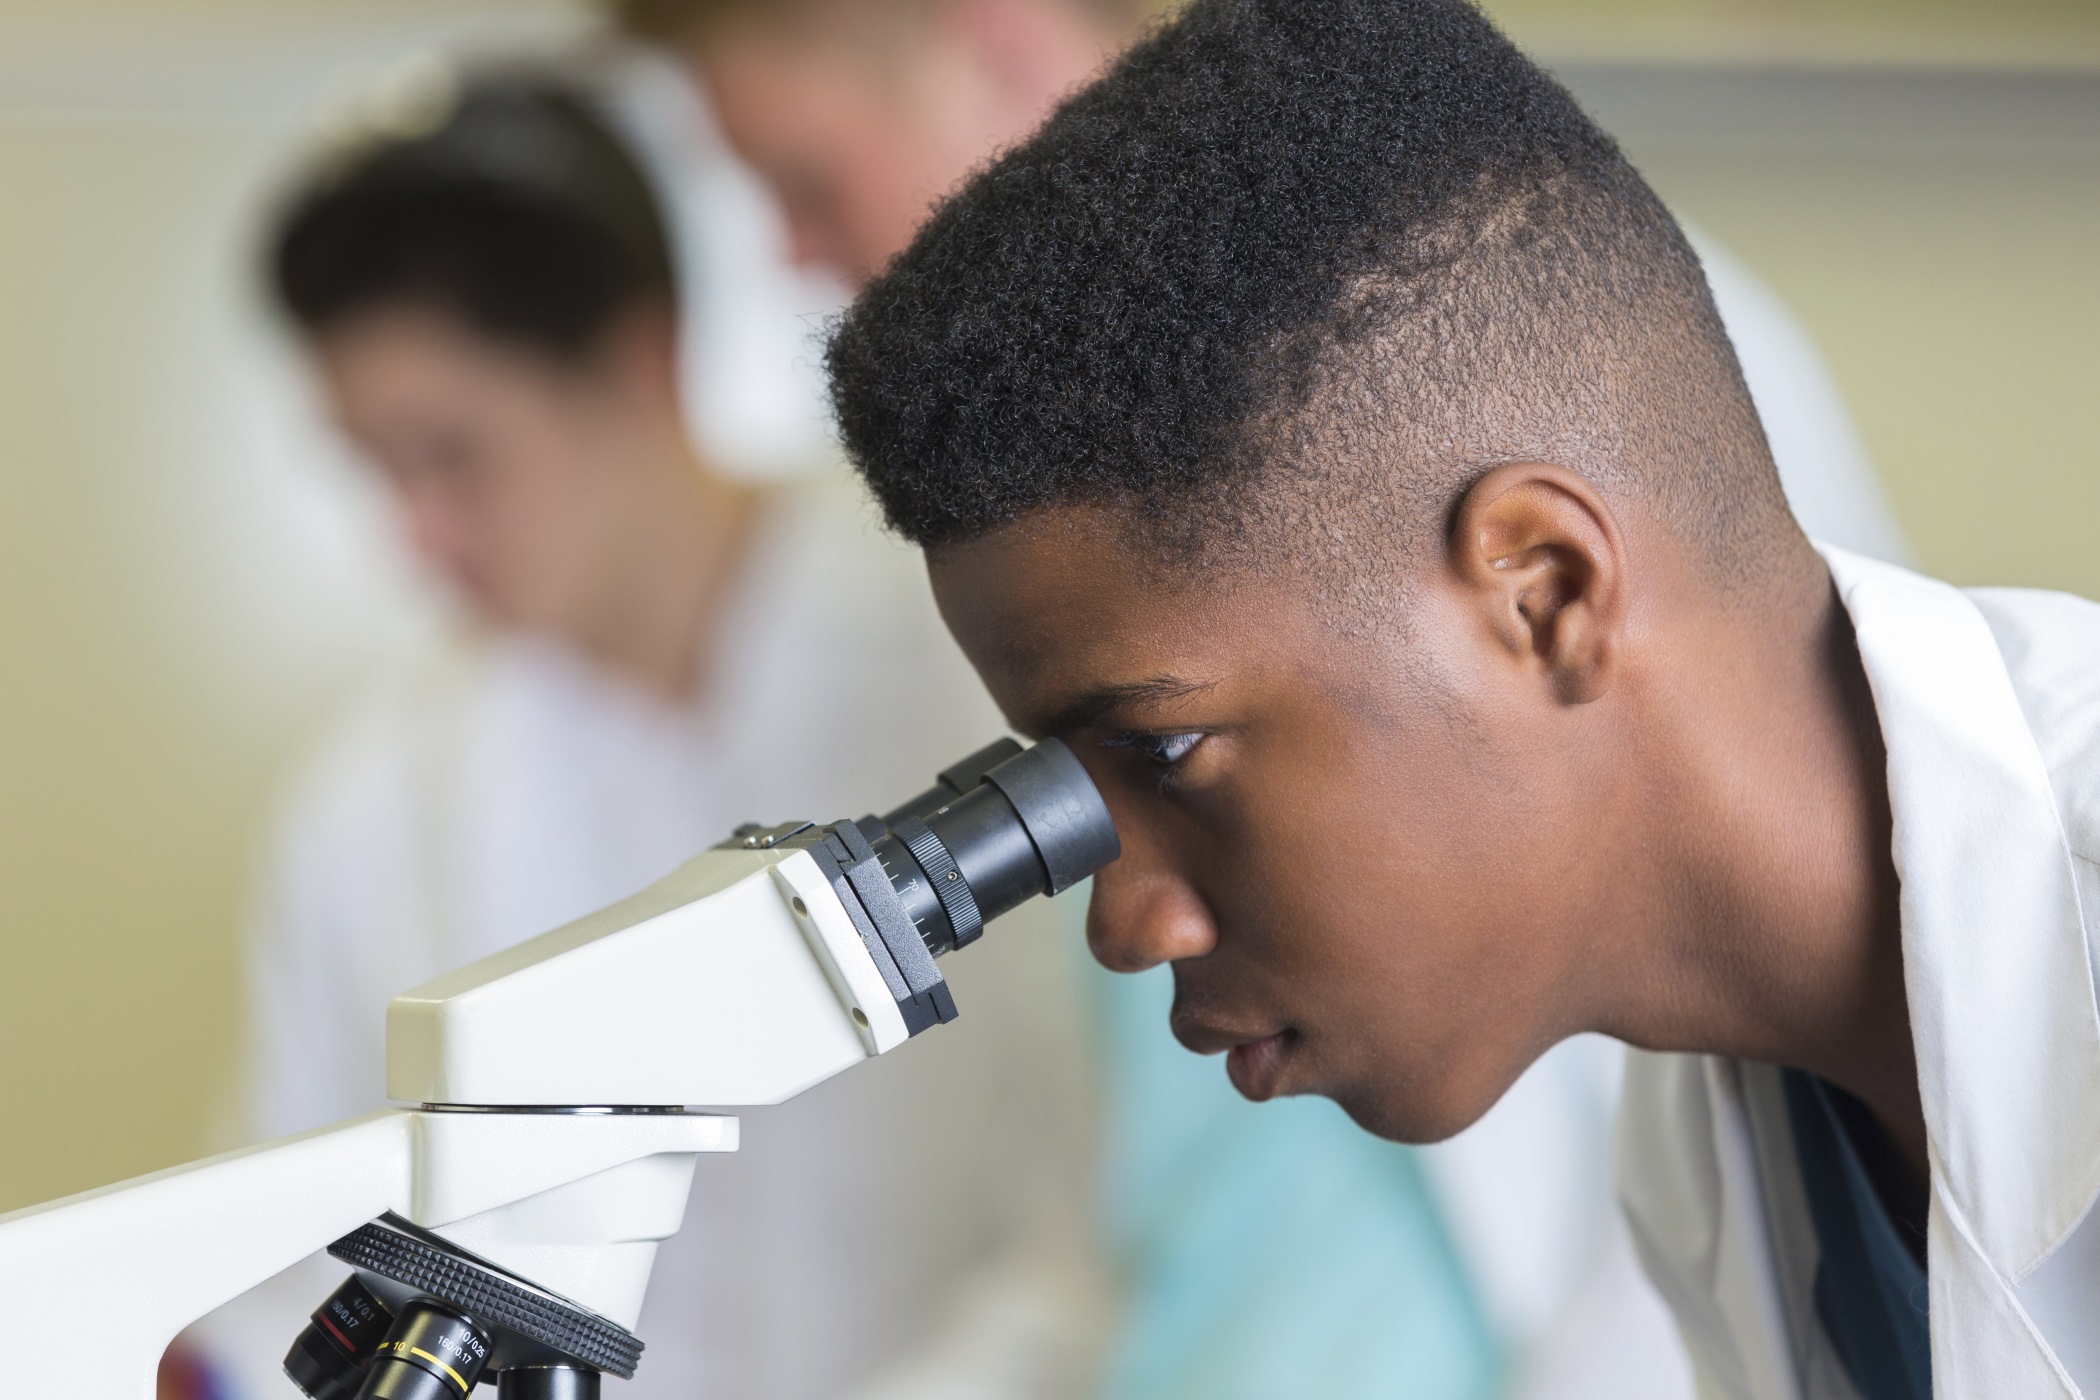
left=0, top=0, right=579, bottom=1211
left=2, top=0, right=2098, bottom=1214
left=1559, top=63, right=2100, bottom=595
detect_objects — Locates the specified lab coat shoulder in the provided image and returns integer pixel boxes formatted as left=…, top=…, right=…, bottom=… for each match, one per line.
left=265, top=648, right=468, bottom=863
left=1967, top=585, right=2100, bottom=867
left=1622, top=565, right=2100, bottom=1400
left=257, top=638, right=498, bottom=922
left=244, top=641, right=490, bottom=1138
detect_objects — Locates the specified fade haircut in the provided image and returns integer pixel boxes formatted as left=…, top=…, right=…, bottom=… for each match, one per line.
left=826, top=0, right=1800, bottom=615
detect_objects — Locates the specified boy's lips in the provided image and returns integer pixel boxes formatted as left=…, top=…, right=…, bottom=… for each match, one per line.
left=1224, top=1031, right=1295, bottom=1101
left=1171, top=1011, right=1302, bottom=1099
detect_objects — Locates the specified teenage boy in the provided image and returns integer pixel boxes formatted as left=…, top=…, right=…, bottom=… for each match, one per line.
left=622, top=0, right=1911, bottom=1394
left=821, top=1, right=2100, bottom=1397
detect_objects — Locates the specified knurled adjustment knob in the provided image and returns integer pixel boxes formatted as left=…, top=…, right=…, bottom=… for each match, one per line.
left=891, top=815, right=983, bottom=948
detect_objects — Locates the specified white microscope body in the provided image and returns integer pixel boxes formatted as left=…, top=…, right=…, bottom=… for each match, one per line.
left=0, top=738, right=1116, bottom=1399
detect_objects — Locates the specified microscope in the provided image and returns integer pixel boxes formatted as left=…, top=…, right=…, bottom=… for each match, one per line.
left=0, top=737, right=1118, bottom=1400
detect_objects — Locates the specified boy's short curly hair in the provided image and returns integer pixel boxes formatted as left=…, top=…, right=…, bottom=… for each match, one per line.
left=827, top=0, right=1796, bottom=600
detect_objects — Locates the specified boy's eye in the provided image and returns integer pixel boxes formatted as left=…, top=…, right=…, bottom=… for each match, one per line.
left=1106, top=730, right=1204, bottom=768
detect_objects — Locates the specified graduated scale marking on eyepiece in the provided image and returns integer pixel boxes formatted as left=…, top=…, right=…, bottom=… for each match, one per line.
left=0, top=737, right=1119, bottom=1400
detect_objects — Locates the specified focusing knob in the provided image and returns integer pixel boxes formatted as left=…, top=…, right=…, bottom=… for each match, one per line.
left=890, top=815, right=983, bottom=948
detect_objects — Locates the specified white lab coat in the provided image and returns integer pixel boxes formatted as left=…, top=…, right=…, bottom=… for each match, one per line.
left=225, top=472, right=1107, bottom=1400
left=1622, top=545, right=2100, bottom=1400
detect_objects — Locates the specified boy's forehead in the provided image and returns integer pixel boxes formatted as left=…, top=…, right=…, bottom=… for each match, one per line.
left=928, top=514, right=1309, bottom=733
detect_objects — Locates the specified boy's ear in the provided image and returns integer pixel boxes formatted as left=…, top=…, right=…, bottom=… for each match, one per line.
left=1447, top=463, right=1627, bottom=705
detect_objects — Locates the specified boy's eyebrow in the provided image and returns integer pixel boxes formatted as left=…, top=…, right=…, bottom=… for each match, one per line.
left=1040, top=675, right=1216, bottom=737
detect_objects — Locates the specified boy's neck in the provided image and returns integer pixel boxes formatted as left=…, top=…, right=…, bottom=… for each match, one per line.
left=1609, top=547, right=1925, bottom=1186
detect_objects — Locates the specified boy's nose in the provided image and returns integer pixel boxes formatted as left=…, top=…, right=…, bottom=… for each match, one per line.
left=1085, top=853, right=1218, bottom=974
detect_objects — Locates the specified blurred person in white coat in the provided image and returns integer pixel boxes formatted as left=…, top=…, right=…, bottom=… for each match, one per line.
left=614, top=1, right=1909, bottom=1395
left=216, top=70, right=1105, bottom=1400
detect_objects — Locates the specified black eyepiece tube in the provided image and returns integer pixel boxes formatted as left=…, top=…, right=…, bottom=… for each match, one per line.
left=979, top=739, right=1121, bottom=896
left=871, top=738, right=1118, bottom=956
left=880, top=736, right=1025, bottom=827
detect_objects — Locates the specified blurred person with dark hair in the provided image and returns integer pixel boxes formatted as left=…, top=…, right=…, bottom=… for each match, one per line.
left=210, top=71, right=1105, bottom=1400
left=272, top=81, right=748, bottom=707
left=605, top=2, right=1909, bottom=1398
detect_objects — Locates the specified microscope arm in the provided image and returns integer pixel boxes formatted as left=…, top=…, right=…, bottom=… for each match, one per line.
left=1, top=1114, right=414, bottom=1397
left=0, top=838, right=841, bottom=1399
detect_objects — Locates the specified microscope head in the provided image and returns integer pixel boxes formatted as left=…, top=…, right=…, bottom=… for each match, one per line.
left=277, top=738, right=1118, bottom=1400
left=383, top=737, right=1117, bottom=1111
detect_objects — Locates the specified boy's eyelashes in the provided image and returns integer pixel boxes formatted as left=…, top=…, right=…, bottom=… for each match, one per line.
left=1101, top=728, right=1206, bottom=779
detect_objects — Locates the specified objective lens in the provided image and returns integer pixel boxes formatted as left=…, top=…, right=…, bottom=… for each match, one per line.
left=499, top=1366, right=601, bottom=1399
left=873, top=738, right=1119, bottom=955
left=356, top=1301, right=492, bottom=1400
left=285, top=1276, right=395, bottom=1400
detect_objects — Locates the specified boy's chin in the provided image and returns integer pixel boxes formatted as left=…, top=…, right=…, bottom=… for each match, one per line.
left=1331, top=1081, right=1493, bottom=1146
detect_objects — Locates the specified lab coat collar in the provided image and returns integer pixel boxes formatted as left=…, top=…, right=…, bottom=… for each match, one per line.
left=1822, top=544, right=2100, bottom=1285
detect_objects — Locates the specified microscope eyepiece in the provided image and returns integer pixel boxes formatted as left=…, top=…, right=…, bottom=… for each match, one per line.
left=879, top=736, right=1024, bottom=827
left=724, top=736, right=1120, bottom=1033
left=872, top=738, right=1119, bottom=956
left=978, top=737, right=1123, bottom=896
